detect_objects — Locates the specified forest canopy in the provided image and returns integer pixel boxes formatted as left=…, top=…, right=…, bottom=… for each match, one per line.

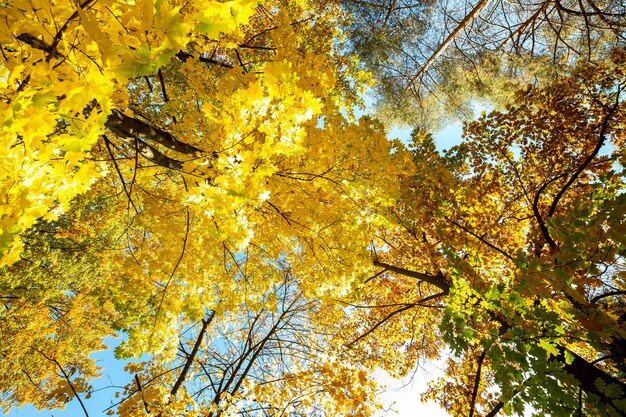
left=0, top=0, right=625, bottom=416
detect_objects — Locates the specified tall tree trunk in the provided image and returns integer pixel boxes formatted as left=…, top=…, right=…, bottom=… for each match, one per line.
left=405, top=0, right=494, bottom=90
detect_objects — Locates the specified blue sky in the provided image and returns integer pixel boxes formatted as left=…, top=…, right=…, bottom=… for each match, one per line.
left=9, top=337, right=131, bottom=417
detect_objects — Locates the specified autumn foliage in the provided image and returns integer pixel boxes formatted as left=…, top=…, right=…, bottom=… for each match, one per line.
left=0, top=0, right=625, bottom=416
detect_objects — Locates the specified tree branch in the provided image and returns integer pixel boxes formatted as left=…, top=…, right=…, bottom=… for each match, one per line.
left=346, top=292, right=447, bottom=348
left=346, top=304, right=415, bottom=348
left=170, top=312, right=215, bottom=398
left=556, top=346, right=626, bottom=416
left=468, top=348, right=488, bottom=417
left=547, top=95, right=620, bottom=219
left=134, top=374, right=151, bottom=415
left=405, top=0, right=494, bottom=91
left=444, top=217, right=515, bottom=261
left=30, top=348, right=90, bottom=417
left=112, top=134, right=184, bottom=170
left=176, top=51, right=234, bottom=69
left=532, top=180, right=559, bottom=250
left=372, top=260, right=450, bottom=292
left=47, top=0, right=97, bottom=61
left=105, top=110, right=202, bottom=155
left=591, top=290, right=626, bottom=303
left=103, top=135, right=139, bottom=213
left=484, top=401, right=505, bottom=417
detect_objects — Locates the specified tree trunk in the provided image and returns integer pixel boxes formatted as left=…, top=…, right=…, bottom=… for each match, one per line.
left=405, top=0, right=494, bottom=90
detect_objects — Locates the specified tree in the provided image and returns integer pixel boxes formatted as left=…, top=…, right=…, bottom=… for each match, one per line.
left=333, top=49, right=626, bottom=416
left=111, top=277, right=379, bottom=417
left=2, top=1, right=626, bottom=416
left=1, top=0, right=405, bottom=414
left=342, top=0, right=626, bottom=128
left=0, top=197, right=122, bottom=411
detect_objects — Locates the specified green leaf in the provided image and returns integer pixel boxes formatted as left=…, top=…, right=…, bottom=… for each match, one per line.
left=537, top=339, right=559, bottom=357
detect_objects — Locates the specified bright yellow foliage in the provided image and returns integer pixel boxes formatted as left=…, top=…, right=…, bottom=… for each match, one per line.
left=0, top=0, right=403, bottom=414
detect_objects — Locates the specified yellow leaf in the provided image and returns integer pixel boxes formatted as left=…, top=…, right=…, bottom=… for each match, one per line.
left=76, top=4, right=112, bottom=60
left=155, top=1, right=190, bottom=50
left=195, top=0, right=257, bottom=38
left=140, top=0, right=155, bottom=33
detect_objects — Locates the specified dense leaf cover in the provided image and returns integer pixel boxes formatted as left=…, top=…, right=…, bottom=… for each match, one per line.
left=0, top=0, right=625, bottom=416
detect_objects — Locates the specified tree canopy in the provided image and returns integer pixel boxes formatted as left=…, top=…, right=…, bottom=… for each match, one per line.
left=343, top=0, right=626, bottom=127
left=1, top=0, right=625, bottom=417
